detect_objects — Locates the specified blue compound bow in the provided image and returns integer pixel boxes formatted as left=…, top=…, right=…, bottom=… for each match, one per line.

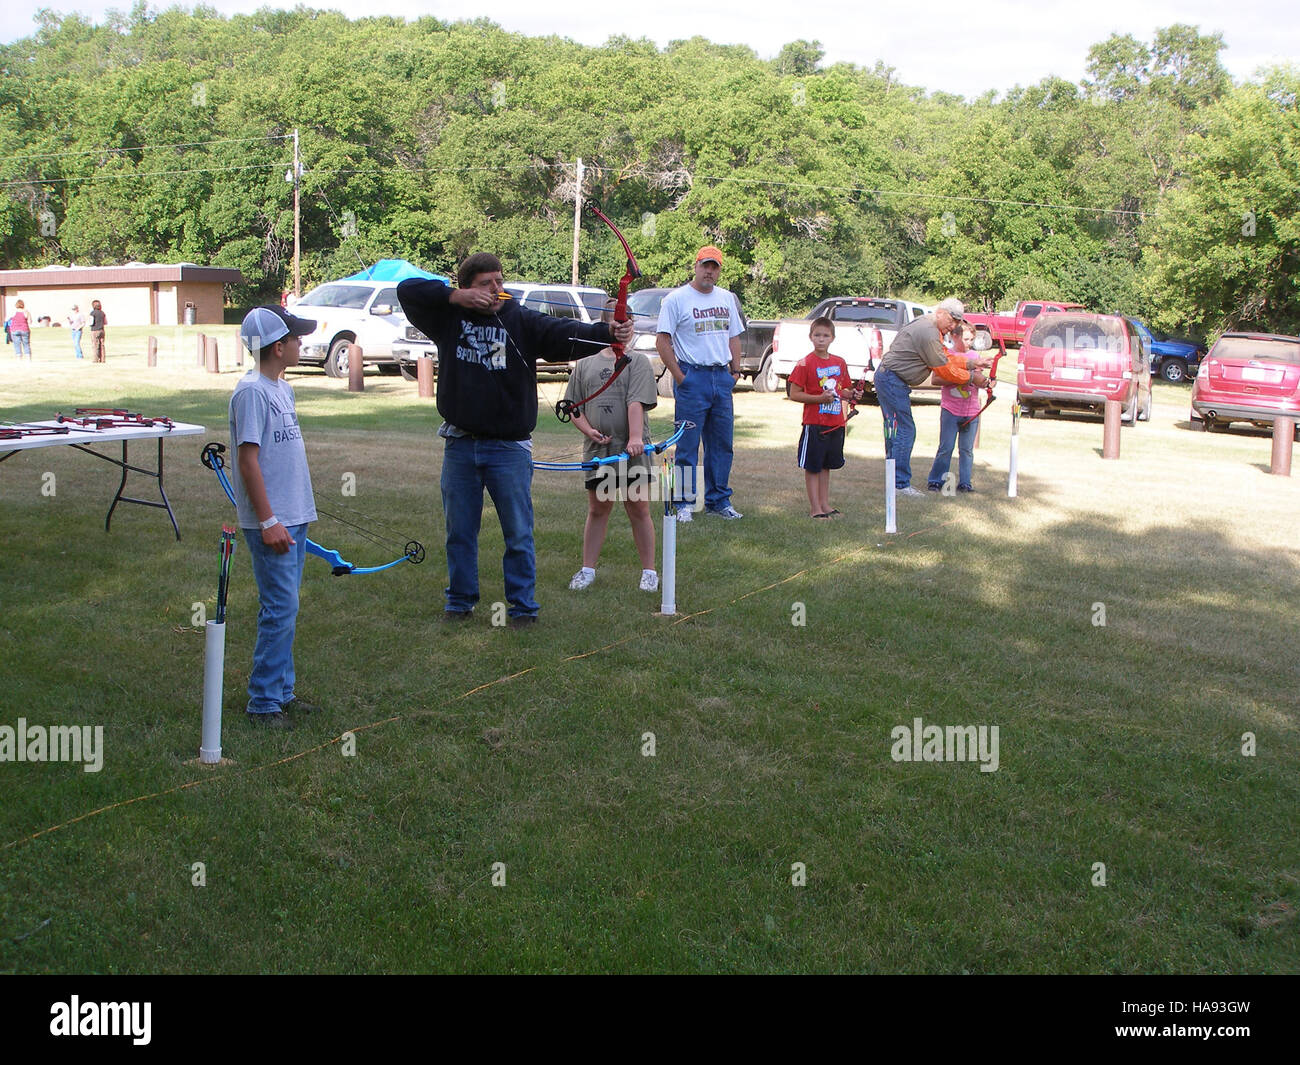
left=200, top=443, right=424, bottom=576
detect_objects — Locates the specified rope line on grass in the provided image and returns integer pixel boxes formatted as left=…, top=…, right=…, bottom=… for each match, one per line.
left=2, top=519, right=959, bottom=852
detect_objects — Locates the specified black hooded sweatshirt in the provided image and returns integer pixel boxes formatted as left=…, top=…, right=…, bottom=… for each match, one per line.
left=397, top=278, right=616, bottom=440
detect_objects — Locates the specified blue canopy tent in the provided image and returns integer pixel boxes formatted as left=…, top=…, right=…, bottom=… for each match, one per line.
left=343, top=259, right=450, bottom=285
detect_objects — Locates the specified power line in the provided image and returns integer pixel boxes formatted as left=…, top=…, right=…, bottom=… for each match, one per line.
left=7, top=134, right=293, bottom=163
left=0, top=163, right=282, bottom=189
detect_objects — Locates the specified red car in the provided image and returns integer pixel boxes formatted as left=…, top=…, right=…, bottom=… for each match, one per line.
left=1190, top=332, right=1300, bottom=439
left=1016, top=312, right=1152, bottom=423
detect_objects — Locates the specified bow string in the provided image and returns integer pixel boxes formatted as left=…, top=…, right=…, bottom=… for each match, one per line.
left=200, top=443, right=424, bottom=576
left=958, top=336, right=1006, bottom=430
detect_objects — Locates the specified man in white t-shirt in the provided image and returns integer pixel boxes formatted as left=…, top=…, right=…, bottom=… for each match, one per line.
left=655, top=245, right=745, bottom=521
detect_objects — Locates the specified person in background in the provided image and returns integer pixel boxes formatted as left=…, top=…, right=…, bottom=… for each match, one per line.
left=873, top=298, right=990, bottom=496
left=67, top=304, right=86, bottom=359
left=88, top=299, right=107, bottom=362
left=10, top=300, right=31, bottom=358
left=787, top=317, right=858, bottom=519
left=927, top=321, right=984, bottom=493
left=655, top=245, right=745, bottom=522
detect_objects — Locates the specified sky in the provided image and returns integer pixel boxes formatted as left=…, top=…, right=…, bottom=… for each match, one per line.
left=1, top=0, right=1296, bottom=99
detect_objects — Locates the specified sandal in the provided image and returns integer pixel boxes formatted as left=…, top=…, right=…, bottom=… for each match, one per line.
left=813, top=513, right=831, bottom=520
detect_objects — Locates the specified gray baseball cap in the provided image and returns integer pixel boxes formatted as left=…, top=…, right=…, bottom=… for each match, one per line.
left=936, top=298, right=966, bottom=321
left=240, top=305, right=317, bottom=352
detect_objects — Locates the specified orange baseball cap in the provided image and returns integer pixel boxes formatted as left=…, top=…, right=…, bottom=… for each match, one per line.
left=695, top=245, right=724, bottom=265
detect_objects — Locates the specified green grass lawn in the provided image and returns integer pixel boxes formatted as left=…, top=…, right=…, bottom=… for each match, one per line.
left=1, top=346, right=1297, bottom=973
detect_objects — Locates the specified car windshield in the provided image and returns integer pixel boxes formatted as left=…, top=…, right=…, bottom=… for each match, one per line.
left=296, top=284, right=374, bottom=310
left=1211, top=337, right=1300, bottom=364
left=834, top=304, right=900, bottom=326
left=628, top=289, right=667, bottom=325
left=1029, top=314, right=1125, bottom=351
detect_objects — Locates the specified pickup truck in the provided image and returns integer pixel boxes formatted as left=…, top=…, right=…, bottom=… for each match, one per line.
left=963, top=300, right=1084, bottom=347
left=765, top=297, right=930, bottom=395
left=626, top=286, right=778, bottom=396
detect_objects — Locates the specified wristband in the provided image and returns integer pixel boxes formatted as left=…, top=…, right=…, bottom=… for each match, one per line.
left=259, top=515, right=280, bottom=531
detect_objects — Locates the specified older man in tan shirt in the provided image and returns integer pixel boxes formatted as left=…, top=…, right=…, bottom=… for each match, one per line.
left=873, top=298, right=991, bottom=496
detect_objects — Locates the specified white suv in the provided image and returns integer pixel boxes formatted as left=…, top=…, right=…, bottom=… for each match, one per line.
left=294, top=280, right=413, bottom=377
left=504, top=283, right=610, bottom=323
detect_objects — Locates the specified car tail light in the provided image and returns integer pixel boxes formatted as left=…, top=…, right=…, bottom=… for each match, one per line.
left=772, top=331, right=779, bottom=353
left=870, top=328, right=883, bottom=360
left=1197, top=362, right=1210, bottom=379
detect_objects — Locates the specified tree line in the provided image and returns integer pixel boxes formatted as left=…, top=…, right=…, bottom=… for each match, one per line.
left=2, top=4, right=1297, bottom=337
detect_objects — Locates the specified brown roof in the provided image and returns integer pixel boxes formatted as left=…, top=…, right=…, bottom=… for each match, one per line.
left=0, top=263, right=243, bottom=286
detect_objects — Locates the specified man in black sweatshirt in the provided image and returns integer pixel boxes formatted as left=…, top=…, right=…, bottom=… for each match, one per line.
left=398, top=254, right=632, bottom=627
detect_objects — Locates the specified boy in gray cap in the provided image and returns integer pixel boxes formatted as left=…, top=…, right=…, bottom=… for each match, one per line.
left=229, top=305, right=321, bottom=729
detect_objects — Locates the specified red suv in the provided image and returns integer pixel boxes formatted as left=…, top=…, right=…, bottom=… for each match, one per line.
left=1190, top=332, right=1300, bottom=439
left=1016, top=312, right=1152, bottom=423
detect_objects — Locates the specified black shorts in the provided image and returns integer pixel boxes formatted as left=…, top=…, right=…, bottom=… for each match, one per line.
left=584, top=455, right=655, bottom=498
left=798, top=425, right=845, bottom=472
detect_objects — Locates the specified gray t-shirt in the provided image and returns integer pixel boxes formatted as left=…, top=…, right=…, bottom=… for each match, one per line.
left=878, top=315, right=951, bottom=387
left=562, top=351, right=658, bottom=463
left=228, top=370, right=317, bottom=529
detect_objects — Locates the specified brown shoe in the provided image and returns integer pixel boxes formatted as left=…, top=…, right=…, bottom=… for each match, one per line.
left=247, top=711, right=294, bottom=730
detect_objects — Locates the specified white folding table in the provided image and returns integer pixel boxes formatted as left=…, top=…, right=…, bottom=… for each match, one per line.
left=0, top=419, right=206, bottom=539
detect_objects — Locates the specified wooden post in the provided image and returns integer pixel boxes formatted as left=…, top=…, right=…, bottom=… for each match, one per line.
left=197, top=333, right=207, bottom=368
left=1102, top=400, right=1121, bottom=459
left=348, top=343, right=364, bottom=392
left=1270, top=417, right=1294, bottom=476
left=417, top=355, right=434, bottom=398
left=205, top=335, right=219, bottom=374
left=147, top=336, right=158, bottom=368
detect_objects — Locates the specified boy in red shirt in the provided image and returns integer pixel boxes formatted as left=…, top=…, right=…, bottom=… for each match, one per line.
left=787, top=318, right=860, bottom=519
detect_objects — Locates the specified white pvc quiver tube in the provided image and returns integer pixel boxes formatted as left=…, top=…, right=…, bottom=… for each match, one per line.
left=885, top=458, right=897, bottom=534
left=660, top=456, right=677, bottom=615
left=1008, top=402, right=1020, bottom=498
left=200, top=619, right=225, bottom=763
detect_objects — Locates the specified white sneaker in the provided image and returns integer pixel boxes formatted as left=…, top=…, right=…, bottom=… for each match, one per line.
left=709, top=504, right=743, bottom=519
left=675, top=507, right=693, bottom=523
left=568, top=568, right=595, bottom=590
left=897, top=486, right=925, bottom=498
left=639, top=570, right=659, bottom=592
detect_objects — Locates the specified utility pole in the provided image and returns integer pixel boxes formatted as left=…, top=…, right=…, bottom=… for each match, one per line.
left=570, top=158, right=584, bottom=285
left=292, top=128, right=301, bottom=298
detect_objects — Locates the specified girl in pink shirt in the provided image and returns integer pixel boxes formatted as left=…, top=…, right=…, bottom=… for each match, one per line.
left=927, top=323, right=984, bottom=492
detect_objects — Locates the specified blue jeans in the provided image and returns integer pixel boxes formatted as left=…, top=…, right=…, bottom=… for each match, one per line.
left=442, top=436, right=538, bottom=618
left=874, top=369, right=916, bottom=489
left=12, top=331, right=31, bottom=356
left=70, top=329, right=83, bottom=358
left=928, top=409, right=978, bottom=489
left=671, top=366, right=735, bottom=510
left=242, top=524, right=308, bottom=714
